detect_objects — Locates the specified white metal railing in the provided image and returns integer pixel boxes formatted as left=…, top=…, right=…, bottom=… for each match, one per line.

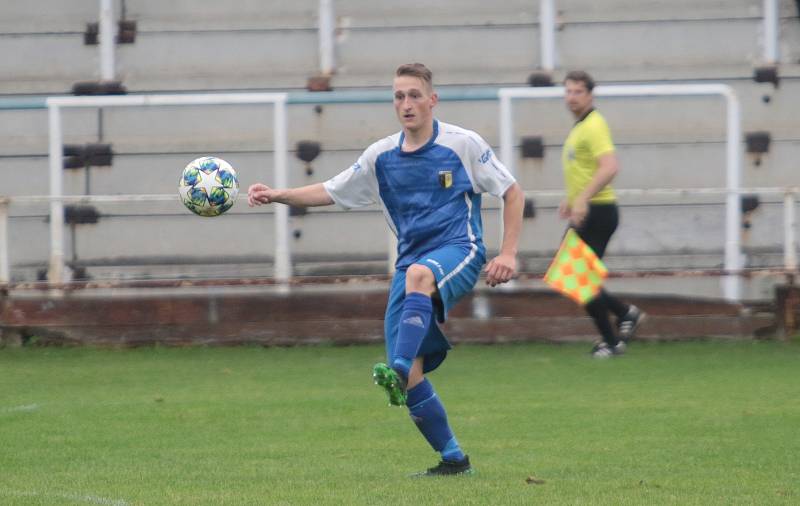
left=318, top=0, right=336, bottom=75
left=91, top=0, right=341, bottom=82
left=763, top=0, right=779, bottom=64
left=98, top=0, right=115, bottom=81
left=784, top=191, right=797, bottom=269
left=539, top=0, right=556, bottom=72
left=498, top=84, right=744, bottom=300
left=1, top=187, right=797, bottom=287
left=520, top=186, right=799, bottom=273
left=45, top=93, right=290, bottom=284
left=85, top=1, right=785, bottom=87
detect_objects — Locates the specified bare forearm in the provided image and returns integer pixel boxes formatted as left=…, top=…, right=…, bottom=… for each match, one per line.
left=500, top=183, right=524, bottom=256
left=271, top=183, right=334, bottom=207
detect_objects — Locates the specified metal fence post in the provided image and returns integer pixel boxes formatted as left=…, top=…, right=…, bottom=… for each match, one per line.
left=99, top=0, right=115, bottom=80
left=273, top=97, right=292, bottom=282
left=785, top=190, right=798, bottom=271
left=763, top=0, right=779, bottom=64
left=540, top=0, right=556, bottom=71
left=47, top=104, right=65, bottom=283
left=319, top=0, right=336, bottom=75
left=0, top=198, right=9, bottom=283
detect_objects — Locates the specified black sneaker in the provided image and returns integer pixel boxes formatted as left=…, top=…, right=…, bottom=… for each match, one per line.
left=590, top=342, right=614, bottom=359
left=590, top=342, right=624, bottom=359
left=617, top=305, right=646, bottom=342
left=413, top=456, right=474, bottom=477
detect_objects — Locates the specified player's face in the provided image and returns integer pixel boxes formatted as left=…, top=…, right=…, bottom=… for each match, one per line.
left=564, top=79, right=593, bottom=117
left=393, top=76, right=438, bottom=133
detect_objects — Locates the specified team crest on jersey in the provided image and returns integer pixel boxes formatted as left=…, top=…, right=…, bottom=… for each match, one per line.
left=438, top=170, right=452, bottom=189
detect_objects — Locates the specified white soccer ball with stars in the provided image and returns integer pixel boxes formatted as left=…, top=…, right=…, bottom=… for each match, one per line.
left=178, top=156, right=239, bottom=217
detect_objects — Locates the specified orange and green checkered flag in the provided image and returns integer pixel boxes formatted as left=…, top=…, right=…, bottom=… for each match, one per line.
left=544, top=229, right=608, bottom=305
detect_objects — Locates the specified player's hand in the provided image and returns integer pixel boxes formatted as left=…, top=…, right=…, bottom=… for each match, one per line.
left=558, top=199, right=570, bottom=220
left=484, top=253, right=517, bottom=287
left=569, top=197, right=588, bottom=227
left=248, top=183, right=276, bottom=206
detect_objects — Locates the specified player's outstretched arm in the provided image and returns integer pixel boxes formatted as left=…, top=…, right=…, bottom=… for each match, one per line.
left=485, top=182, right=524, bottom=287
left=248, top=182, right=334, bottom=208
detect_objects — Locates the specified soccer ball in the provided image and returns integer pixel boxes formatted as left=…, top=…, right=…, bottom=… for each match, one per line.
left=178, top=156, right=239, bottom=217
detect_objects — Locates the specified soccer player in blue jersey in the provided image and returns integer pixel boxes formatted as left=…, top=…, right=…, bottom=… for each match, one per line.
left=248, top=63, right=524, bottom=476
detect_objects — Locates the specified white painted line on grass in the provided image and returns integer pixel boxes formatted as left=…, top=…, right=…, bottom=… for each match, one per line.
left=0, top=403, right=40, bottom=413
left=62, top=493, right=130, bottom=505
left=0, top=489, right=129, bottom=506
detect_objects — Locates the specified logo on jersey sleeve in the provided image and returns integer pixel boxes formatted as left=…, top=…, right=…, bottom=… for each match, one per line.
left=438, top=170, right=453, bottom=189
left=351, top=162, right=362, bottom=172
left=479, top=149, right=493, bottom=164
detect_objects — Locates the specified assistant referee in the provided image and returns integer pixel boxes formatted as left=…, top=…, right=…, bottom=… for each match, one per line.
left=559, top=70, right=645, bottom=358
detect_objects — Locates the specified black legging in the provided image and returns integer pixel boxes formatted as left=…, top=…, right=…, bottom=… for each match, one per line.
left=572, top=203, right=629, bottom=345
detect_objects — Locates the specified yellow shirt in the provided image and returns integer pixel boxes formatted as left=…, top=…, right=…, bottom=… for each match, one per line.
left=561, top=109, right=616, bottom=205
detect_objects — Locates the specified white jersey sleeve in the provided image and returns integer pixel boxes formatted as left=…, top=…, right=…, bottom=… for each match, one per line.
left=322, top=141, right=383, bottom=210
left=462, top=130, right=516, bottom=198
left=436, top=122, right=516, bottom=198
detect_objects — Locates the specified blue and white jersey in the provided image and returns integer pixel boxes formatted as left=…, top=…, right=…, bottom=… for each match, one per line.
left=323, top=120, right=516, bottom=269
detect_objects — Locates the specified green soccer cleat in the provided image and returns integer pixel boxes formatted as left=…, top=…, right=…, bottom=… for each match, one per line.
left=372, top=363, right=407, bottom=406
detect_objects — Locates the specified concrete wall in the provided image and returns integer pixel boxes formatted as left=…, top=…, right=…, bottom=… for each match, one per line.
left=1, top=0, right=799, bottom=295
left=3, top=0, right=799, bottom=93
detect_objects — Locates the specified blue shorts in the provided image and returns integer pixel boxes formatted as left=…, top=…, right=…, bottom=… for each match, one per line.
left=384, top=243, right=486, bottom=373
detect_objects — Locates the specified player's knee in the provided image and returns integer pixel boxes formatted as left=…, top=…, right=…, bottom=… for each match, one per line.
left=405, top=264, right=435, bottom=293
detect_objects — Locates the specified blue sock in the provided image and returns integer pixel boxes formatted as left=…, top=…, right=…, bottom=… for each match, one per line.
left=391, top=292, right=433, bottom=378
left=407, top=378, right=465, bottom=462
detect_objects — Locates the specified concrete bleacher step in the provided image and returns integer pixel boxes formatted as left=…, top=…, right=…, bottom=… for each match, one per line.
left=2, top=205, right=393, bottom=273
left=334, top=20, right=781, bottom=87
left=127, top=0, right=319, bottom=31
left=3, top=0, right=769, bottom=33
left=0, top=34, right=98, bottom=95
left=1, top=77, right=798, bottom=158
left=2, top=189, right=785, bottom=279
left=338, top=0, right=766, bottom=26
left=4, top=1, right=799, bottom=93
left=4, top=136, right=797, bottom=202
left=516, top=140, right=800, bottom=191
left=0, top=1, right=95, bottom=33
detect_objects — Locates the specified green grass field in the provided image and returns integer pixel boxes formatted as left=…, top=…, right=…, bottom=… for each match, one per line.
left=1, top=341, right=798, bottom=505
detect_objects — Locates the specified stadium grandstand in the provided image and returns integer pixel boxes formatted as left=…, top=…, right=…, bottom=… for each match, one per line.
left=1, top=0, right=799, bottom=344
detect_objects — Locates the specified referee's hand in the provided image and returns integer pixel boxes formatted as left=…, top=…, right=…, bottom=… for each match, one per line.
left=569, top=197, right=588, bottom=227
left=485, top=253, right=517, bottom=287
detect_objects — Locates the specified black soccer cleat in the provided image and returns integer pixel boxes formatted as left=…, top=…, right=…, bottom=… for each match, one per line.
left=590, top=341, right=614, bottom=359
left=412, top=455, right=474, bottom=477
left=617, top=305, right=646, bottom=342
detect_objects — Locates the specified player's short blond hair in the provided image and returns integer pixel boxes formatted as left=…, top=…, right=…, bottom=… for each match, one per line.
left=395, top=63, right=434, bottom=91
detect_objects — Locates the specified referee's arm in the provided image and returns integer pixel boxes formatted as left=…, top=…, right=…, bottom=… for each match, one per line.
left=570, top=152, right=619, bottom=226
left=577, top=152, right=619, bottom=203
